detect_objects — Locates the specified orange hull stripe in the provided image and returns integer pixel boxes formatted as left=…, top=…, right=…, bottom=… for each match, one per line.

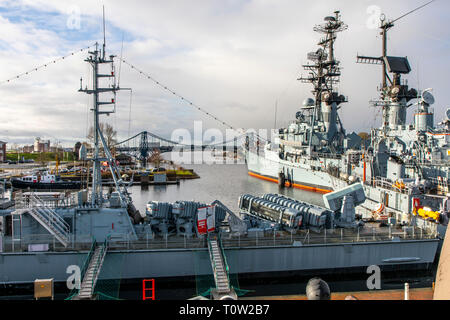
left=248, top=171, right=332, bottom=195
left=427, top=132, right=450, bottom=136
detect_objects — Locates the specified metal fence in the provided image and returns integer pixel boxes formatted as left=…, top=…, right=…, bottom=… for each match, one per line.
left=0, top=225, right=439, bottom=254
left=1, top=234, right=95, bottom=253
left=14, top=191, right=78, bottom=209
left=221, top=226, right=438, bottom=249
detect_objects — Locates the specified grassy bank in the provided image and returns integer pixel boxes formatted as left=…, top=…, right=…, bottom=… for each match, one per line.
left=6, top=152, right=75, bottom=162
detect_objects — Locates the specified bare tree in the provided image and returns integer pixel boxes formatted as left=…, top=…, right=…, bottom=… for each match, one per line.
left=149, top=149, right=163, bottom=169
left=87, top=123, right=117, bottom=150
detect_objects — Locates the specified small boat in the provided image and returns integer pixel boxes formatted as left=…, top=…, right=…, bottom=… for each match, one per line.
left=11, top=171, right=82, bottom=190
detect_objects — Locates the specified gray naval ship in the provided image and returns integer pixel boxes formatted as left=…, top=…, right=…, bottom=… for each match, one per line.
left=0, top=14, right=445, bottom=301
left=244, top=10, right=450, bottom=230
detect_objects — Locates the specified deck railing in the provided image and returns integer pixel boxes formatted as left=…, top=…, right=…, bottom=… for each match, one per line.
left=0, top=225, right=439, bottom=254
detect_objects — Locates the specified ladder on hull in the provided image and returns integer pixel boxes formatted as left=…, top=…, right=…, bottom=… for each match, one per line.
left=207, top=235, right=237, bottom=300
left=76, top=242, right=108, bottom=300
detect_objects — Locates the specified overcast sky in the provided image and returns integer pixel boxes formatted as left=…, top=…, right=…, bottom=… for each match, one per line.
left=0, top=0, right=449, bottom=147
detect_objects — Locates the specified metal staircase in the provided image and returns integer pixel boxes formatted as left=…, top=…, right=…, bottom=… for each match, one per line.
left=207, top=234, right=236, bottom=299
left=77, top=241, right=108, bottom=300
left=209, top=239, right=230, bottom=293
left=16, top=192, right=70, bottom=247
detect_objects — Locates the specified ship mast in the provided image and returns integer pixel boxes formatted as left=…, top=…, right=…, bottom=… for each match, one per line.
left=79, top=11, right=131, bottom=207
left=357, top=1, right=435, bottom=130
left=299, top=11, right=348, bottom=151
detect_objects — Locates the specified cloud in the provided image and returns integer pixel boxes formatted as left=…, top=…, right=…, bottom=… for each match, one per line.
left=0, top=0, right=449, bottom=146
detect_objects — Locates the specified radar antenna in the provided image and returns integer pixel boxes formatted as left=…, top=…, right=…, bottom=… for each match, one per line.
left=299, top=11, right=348, bottom=105
left=297, top=11, right=348, bottom=152
left=357, top=0, right=437, bottom=94
left=102, top=5, right=106, bottom=60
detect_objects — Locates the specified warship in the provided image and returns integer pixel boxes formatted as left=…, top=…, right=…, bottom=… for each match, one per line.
left=0, top=11, right=445, bottom=301
left=244, top=9, right=450, bottom=229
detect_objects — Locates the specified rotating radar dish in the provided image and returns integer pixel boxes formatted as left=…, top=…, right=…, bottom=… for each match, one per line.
left=446, top=108, right=450, bottom=120
left=422, top=91, right=435, bottom=105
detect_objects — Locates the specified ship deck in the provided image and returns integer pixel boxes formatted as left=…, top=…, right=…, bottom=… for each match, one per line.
left=1, top=223, right=439, bottom=254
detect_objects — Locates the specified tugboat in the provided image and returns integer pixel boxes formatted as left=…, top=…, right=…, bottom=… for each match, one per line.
left=10, top=171, right=82, bottom=190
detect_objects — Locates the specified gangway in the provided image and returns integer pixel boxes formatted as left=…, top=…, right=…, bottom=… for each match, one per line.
left=207, top=234, right=237, bottom=300
left=76, top=240, right=108, bottom=300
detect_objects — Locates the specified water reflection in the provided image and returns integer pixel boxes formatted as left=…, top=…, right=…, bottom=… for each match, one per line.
left=129, top=162, right=324, bottom=213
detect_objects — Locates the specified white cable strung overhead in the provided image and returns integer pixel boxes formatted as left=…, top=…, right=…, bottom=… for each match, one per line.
left=0, top=44, right=96, bottom=86
left=120, top=58, right=270, bottom=143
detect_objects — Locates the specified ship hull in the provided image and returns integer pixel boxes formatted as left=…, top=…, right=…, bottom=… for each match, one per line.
left=10, top=179, right=82, bottom=190
left=245, top=150, right=335, bottom=194
left=0, top=239, right=439, bottom=286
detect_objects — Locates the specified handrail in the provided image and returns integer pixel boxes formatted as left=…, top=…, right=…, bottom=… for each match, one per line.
left=207, top=233, right=230, bottom=292
left=217, top=232, right=231, bottom=288
left=30, top=193, right=71, bottom=232
left=207, top=235, right=218, bottom=279
left=66, top=237, right=96, bottom=300
left=33, top=207, right=70, bottom=239
left=82, top=239, right=97, bottom=282
left=91, top=236, right=109, bottom=294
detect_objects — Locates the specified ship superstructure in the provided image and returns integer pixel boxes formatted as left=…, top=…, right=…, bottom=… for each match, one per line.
left=245, top=8, right=449, bottom=227
left=354, top=14, right=449, bottom=185
left=245, top=12, right=360, bottom=193
left=330, top=11, right=450, bottom=225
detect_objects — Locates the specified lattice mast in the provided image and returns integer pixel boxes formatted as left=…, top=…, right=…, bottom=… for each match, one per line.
left=300, top=11, right=348, bottom=106
left=299, top=11, right=348, bottom=144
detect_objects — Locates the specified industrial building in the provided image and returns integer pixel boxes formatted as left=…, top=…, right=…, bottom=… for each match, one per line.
left=0, top=141, right=6, bottom=162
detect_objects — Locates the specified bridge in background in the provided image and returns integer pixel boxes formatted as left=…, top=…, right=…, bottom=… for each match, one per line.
left=113, top=131, right=243, bottom=165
